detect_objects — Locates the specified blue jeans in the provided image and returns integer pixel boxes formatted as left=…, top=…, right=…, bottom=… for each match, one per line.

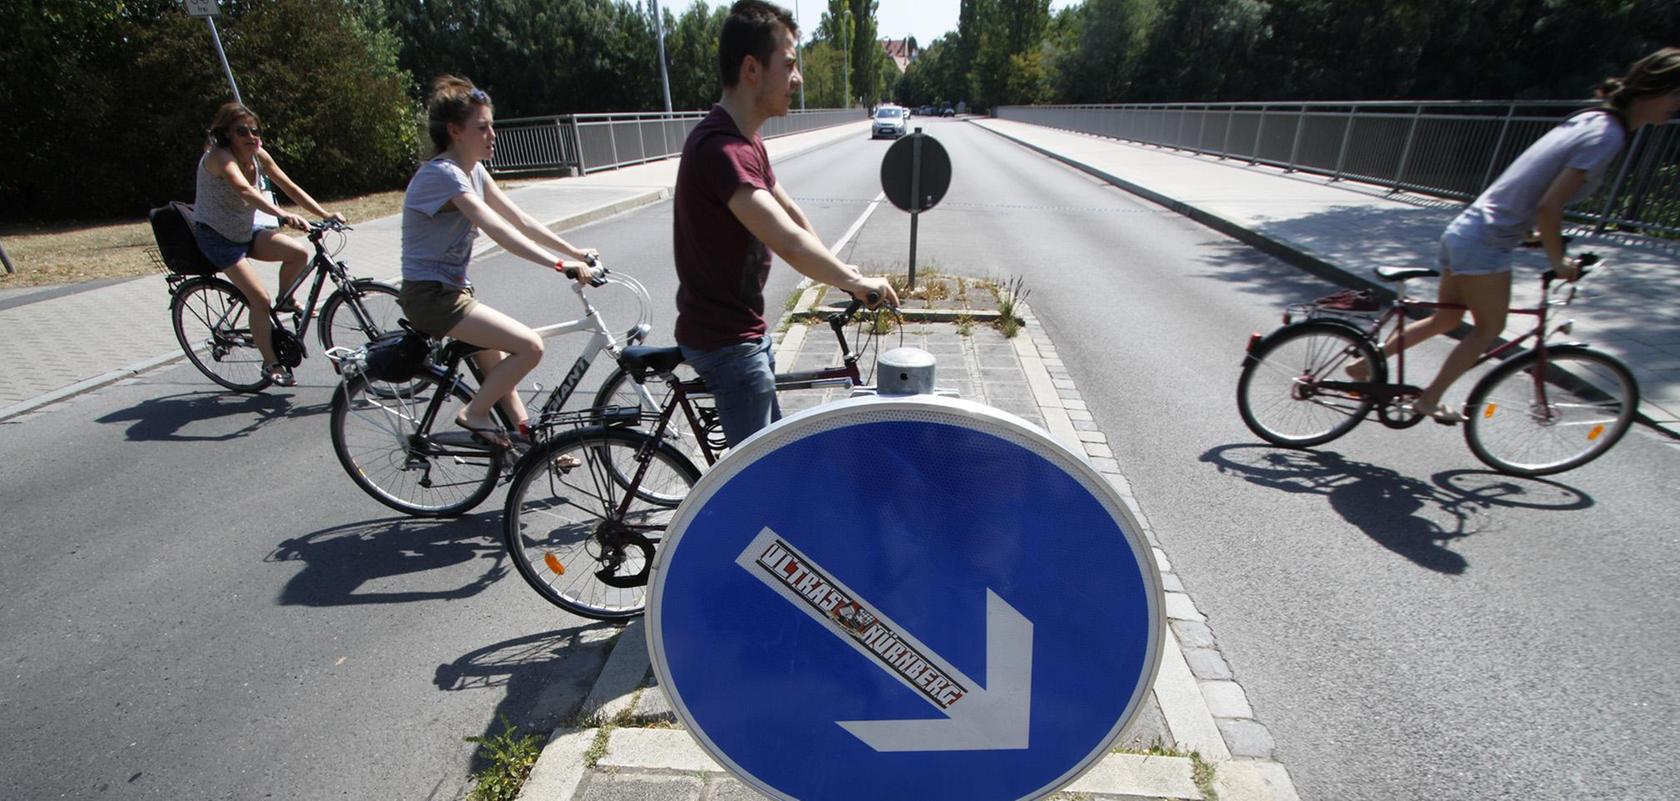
left=681, top=337, right=781, bottom=447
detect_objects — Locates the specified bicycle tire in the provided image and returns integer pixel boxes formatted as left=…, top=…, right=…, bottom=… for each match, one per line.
left=318, top=279, right=403, bottom=352
left=1463, top=346, right=1638, bottom=476
left=595, top=365, right=717, bottom=469
left=502, top=426, right=700, bottom=620
left=1237, top=321, right=1379, bottom=448
left=330, top=372, right=501, bottom=517
left=170, top=276, right=273, bottom=392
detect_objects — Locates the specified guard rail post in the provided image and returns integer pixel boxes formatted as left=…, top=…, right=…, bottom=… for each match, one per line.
left=1332, top=104, right=1356, bottom=181
left=1286, top=106, right=1305, bottom=172
left=1479, top=103, right=1517, bottom=193
left=1392, top=105, right=1423, bottom=193
left=1594, top=125, right=1645, bottom=234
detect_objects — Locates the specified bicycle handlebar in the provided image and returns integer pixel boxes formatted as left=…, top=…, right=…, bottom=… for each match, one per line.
left=1541, top=252, right=1600, bottom=283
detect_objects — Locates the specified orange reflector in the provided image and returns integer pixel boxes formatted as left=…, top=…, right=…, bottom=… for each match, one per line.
left=1482, top=403, right=1497, bottom=419
left=1588, top=424, right=1605, bottom=441
left=544, top=553, right=566, bottom=575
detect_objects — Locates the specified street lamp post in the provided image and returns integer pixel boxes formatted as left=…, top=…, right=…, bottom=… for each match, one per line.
left=795, top=0, right=805, bottom=110
left=651, top=0, right=673, bottom=114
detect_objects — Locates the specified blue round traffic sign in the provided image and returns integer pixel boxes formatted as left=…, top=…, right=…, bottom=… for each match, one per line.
left=648, top=395, right=1162, bottom=801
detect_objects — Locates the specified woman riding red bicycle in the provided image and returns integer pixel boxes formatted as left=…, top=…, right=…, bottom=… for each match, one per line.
left=1345, top=47, right=1680, bottom=424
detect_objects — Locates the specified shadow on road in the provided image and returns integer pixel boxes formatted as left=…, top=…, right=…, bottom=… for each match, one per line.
left=95, top=390, right=326, bottom=442
left=1201, top=444, right=1592, bottom=574
left=440, top=624, right=622, bottom=777
left=268, top=513, right=507, bottom=606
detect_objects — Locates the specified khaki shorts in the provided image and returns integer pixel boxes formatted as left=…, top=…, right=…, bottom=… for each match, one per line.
left=398, top=280, right=478, bottom=337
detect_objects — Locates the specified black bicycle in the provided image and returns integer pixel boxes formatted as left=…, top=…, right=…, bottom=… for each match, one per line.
left=161, top=220, right=403, bottom=392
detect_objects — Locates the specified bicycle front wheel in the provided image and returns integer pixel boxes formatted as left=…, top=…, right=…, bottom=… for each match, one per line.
left=170, top=277, right=272, bottom=392
left=318, top=279, right=403, bottom=352
left=595, top=366, right=717, bottom=467
left=1237, top=322, right=1378, bottom=447
left=330, top=373, right=501, bottom=517
left=1464, top=346, right=1638, bottom=476
left=502, top=427, right=700, bottom=620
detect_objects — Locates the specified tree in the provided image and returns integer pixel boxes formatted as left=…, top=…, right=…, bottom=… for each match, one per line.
left=663, top=2, right=728, bottom=109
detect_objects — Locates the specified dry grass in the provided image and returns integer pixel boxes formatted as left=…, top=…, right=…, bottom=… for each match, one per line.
left=0, top=179, right=543, bottom=289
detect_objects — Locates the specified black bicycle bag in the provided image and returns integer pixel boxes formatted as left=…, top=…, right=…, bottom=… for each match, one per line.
left=362, top=322, right=431, bottom=383
left=148, top=202, right=221, bottom=276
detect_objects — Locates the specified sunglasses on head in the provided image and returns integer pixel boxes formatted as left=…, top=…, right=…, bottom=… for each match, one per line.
left=468, top=88, right=491, bottom=105
left=233, top=125, right=263, bottom=138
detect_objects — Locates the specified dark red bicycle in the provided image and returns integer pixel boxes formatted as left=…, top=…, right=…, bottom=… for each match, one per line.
left=1237, top=254, right=1639, bottom=476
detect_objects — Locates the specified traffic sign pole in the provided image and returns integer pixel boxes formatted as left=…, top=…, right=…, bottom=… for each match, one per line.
left=908, top=129, right=923, bottom=289
left=185, top=1, right=241, bottom=103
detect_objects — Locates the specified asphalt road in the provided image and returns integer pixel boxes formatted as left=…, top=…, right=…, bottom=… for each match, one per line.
left=4, top=117, right=1677, bottom=800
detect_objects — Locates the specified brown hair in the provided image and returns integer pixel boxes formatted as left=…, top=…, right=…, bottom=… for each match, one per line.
left=206, top=102, right=260, bottom=149
left=426, top=75, right=493, bottom=153
left=719, top=1, right=798, bottom=89
left=1597, top=47, right=1680, bottom=110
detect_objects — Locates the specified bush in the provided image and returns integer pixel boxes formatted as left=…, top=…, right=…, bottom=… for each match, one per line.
left=0, top=0, right=418, bottom=222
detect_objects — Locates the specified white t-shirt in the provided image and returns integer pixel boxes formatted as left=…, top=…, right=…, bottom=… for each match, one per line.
left=401, top=158, right=488, bottom=287
left=1446, top=111, right=1627, bottom=248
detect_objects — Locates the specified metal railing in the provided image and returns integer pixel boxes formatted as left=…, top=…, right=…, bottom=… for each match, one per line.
left=489, top=108, right=863, bottom=176
left=996, top=101, right=1680, bottom=237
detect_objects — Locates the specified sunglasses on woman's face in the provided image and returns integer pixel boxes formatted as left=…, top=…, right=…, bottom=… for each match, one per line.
left=234, top=125, right=263, bottom=138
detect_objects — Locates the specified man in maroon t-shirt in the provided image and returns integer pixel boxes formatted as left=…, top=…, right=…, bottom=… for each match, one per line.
left=673, top=0, right=897, bottom=447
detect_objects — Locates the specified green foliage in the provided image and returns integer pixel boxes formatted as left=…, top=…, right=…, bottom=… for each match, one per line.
left=1, top=0, right=416, bottom=221
left=801, top=41, right=849, bottom=109
left=664, top=2, right=728, bottom=109
left=463, top=715, right=546, bottom=801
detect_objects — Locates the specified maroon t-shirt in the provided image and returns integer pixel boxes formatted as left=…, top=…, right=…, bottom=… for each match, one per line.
left=673, top=105, right=776, bottom=350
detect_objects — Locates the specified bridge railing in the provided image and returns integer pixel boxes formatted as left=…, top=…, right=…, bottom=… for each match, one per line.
left=488, top=108, right=862, bottom=176
left=996, top=101, right=1680, bottom=237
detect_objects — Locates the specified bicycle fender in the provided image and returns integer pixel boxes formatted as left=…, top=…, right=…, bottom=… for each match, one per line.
left=1242, top=318, right=1371, bottom=367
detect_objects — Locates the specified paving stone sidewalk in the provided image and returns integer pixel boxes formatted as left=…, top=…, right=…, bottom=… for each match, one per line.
left=514, top=289, right=1301, bottom=801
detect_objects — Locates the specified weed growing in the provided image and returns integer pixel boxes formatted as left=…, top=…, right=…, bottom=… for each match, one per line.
left=463, top=715, right=546, bottom=801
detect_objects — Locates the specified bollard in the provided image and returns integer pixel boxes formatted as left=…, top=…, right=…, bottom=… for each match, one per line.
left=875, top=347, right=937, bottom=396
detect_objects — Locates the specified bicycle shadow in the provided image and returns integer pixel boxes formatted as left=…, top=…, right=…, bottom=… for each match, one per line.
left=95, top=390, right=327, bottom=442
left=437, top=624, right=623, bottom=775
left=1201, top=444, right=1592, bottom=574
left=267, top=513, right=508, bottom=606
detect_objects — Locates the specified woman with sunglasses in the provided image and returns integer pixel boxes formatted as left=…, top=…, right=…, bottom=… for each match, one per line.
left=399, top=75, right=598, bottom=448
left=193, top=101, right=346, bottom=386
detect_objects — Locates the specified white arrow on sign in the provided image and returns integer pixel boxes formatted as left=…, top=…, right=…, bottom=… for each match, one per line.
left=735, top=527, right=1033, bottom=752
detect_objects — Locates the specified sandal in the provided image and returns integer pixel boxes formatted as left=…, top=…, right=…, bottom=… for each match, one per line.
left=1400, top=401, right=1467, bottom=426
left=454, top=415, right=511, bottom=449
left=265, top=362, right=296, bottom=387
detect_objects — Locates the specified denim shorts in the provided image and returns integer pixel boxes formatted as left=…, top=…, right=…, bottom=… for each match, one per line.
left=1437, top=231, right=1514, bottom=277
left=193, top=222, right=254, bottom=270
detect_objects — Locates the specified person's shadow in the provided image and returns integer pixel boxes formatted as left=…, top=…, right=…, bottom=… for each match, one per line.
left=96, top=390, right=325, bottom=442
left=267, top=512, right=507, bottom=606
left=1202, top=444, right=1591, bottom=574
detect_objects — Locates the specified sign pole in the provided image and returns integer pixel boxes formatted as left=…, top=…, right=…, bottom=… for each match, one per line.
left=0, top=240, right=15, bottom=275
left=206, top=18, right=241, bottom=103
left=907, top=129, right=923, bottom=291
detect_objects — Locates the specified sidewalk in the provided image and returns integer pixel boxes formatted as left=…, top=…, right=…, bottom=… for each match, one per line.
left=517, top=286, right=1299, bottom=801
left=972, top=118, right=1680, bottom=436
left=0, top=121, right=868, bottom=421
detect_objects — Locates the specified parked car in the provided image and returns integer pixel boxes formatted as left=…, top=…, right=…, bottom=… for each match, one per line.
left=939, top=104, right=955, bottom=117
left=872, top=106, right=908, bottom=139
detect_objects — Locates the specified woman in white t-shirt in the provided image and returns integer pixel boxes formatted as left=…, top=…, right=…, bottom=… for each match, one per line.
left=1347, top=48, right=1680, bottom=424
left=398, top=75, right=597, bottom=448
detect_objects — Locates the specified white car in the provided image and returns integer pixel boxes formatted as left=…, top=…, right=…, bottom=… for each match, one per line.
left=872, top=106, right=907, bottom=139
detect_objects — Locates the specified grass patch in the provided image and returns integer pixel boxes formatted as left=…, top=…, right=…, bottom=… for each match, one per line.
left=1112, top=740, right=1218, bottom=800
left=994, top=274, right=1030, bottom=338
left=463, top=715, right=547, bottom=801
left=955, top=312, right=974, bottom=336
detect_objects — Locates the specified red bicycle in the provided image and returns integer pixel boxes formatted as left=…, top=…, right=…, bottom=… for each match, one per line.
left=1237, top=255, right=1639, bottom=476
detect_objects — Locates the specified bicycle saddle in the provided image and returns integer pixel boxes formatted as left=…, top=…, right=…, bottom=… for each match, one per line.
left=619, top=346, right=686, bottom=380
left=1374, top=266, right=1440, bottom=282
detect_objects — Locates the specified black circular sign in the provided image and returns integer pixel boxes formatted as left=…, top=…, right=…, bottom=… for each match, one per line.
left=880, top=131, right=952, bottom=212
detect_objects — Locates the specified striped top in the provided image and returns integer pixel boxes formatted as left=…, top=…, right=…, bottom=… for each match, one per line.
left=194, top=152, right=258, bottom=243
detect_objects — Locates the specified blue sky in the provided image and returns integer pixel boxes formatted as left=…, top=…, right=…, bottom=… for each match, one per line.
left=689, top=1, right=1079, bottom=48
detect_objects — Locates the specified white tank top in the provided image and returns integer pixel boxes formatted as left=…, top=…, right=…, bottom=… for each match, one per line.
left=194, top=152, right=258, bottom=243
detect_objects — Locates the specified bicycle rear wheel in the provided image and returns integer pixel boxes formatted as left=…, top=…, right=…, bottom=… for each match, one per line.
left=1464, top=346, right=1638, bottom=476
left=1237, top=321, right=1378, bottom=447
left=171, top=277, right=272, bottom=392
left=502, top=427, right=700, bottom=620
left=330, top=373, right=501, bottom=517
